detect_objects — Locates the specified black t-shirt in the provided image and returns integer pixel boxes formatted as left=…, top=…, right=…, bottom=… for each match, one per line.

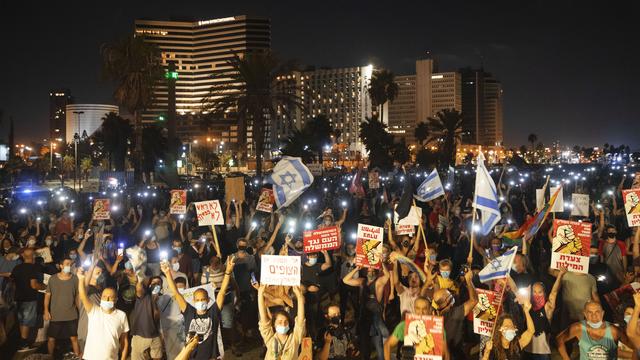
left=510, top=270, right=535, bottom=289
left=130, top=293, right=160, bottom=338
left=316, top=324, right=353, bottom=360
left=302, top=263, right=323, bottom=287
left=183, top=302, right=221, bottom=360
left=11, top=262, right=40, bottom=302
left=444, top=304, right=465, bottom=349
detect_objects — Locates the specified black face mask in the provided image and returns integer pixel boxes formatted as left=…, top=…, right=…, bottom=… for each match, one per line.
left=237, top=246, right=247, bottom=251
left=607, top=233, right=616, bottom=238
left=401, top=240, right=410, bottom=248
left=329, top=316, right=341, bottom=325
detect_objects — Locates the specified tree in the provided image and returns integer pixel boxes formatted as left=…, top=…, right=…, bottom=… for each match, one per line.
left=80, top=157, right=93, bottom=180
left=92, top=112, right=132, bottom=171
left=141, top=125, right=167, bottom=182
left=202, top=51, right=302, bottom=178
left=306, top=115, right=333, bottom=165
left=414, top=121, right=429, bottom=146
left=367, top=69, right=398, bottom=125
left=101, top=35, right=163, bottom=183
left=359, top=117, right=395, bottom=170
left=191, top=145, right=220, bottom=172
left=425, top=109, right=464, bottom=167
left=62, top=155, right=75, bottom=180
left=281, top=129, right=316, bottom=163
left=527, top=133, right=537, bottom=163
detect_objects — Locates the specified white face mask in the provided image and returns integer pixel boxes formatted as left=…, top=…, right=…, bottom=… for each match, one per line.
left=45, top=239, right=53, bottom=246
left=27, top=239, right=36, bottom=246
left=172, top=263, right=180, bottom=272
left=100, top=300, right=114, bottom=311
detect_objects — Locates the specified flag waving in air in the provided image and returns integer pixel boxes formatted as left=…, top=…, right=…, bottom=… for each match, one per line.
left=474, top=152, right=501, bottom=235
left=267, top=156, right=314, bottom=208
left=503, top=185, right=563, bottom=244
left=415, top=169, right=445, bottom=202
left=478, top=246, right=518, bottom=283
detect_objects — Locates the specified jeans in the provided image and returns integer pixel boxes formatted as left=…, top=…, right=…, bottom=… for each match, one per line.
left=369, top=312, right=389, bottom=360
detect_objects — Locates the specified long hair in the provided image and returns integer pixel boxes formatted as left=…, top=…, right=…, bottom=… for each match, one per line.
left=489, top=313, right=521, bottom=360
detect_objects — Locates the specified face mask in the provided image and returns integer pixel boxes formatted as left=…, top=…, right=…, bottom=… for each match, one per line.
left=125, top=261, right=133, bottom=270
left=587, top=321, right=603, bottom=329
left=441, top=271, right=450, bottom=279
left=324, top=220, right=332, bottom=226
left=237, top=246, right=247, bottom=251
left=275, top=325, right=289, bottom=334
left=589, top=255, right=598, bottom=264
left=308, top=257, right=318, bottom=265
left=491, top=245, right=501, bottom=252
left=27, top=239, right=36, bottom=246
left=100, top=300, right=114, bottom=310
left=96, top=274, right=105, bottom=285
left=607, top=233, right=616, bottom=239
left=226, top=224, right=233, bottom=230
left=195, top=301, right=208, bottom=311
left=429, top=254, right=437, bottom=262
left=151, top=285, right=161, bottom=295
left=70, top=254, right=77, bottom=260
left=77, top=234, right=83, bottom=240
left=346, top=248, right=355, bottom=256
left=63, top=265, right=71, bottom=274
left=532, top=293, right=546, bottom=311
left=625, top=315, right=632, bottom=324
left=502, top=329, right=517, bottom=342
left=12, top=254, right=20, bottom=261
left=401, top=240, right=410, bottom=248
left=173, top=247, right=182, bottom=254
left=172, top=263, right=180, bottom=272
left=329, top=316, right=341, bottom=325
left=45, top=239, right=53, bottom=246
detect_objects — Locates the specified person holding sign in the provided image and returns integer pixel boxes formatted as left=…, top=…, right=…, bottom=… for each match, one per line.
left=258, top=284, right=306, bottom=360
left=161, top=255, right=236, bottom=360
left=482, top=302, right=535, bottom=360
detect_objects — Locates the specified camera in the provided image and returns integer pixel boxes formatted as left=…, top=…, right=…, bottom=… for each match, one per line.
left=459, top=264, right=470, bottom=277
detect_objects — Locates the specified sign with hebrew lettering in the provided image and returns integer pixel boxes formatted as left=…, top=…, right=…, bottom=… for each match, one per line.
left=303, top=226, right=340, bottom=253
left=194, top=200, right=224, bottom=226
left=473, top=289, right=503, bottom=336
left=623, top=189, right=640, bottom=227
left=550, top=219, right=592, bottom=274
left=403, top=314, right=444, bottom=360
left=260, top=255, right=301, bottom=286
left=355, top=224, right=384, bottom=269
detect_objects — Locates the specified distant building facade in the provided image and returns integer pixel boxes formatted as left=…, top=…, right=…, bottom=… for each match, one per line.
left=49, top=89, right=73, bottom=139
left=65, top=104, right=119, bottom=143
left=460, top=68, right=503, bottom=146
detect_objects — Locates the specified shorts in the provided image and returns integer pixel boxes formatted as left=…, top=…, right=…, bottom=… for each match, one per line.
left=131, top=335, right=163, bottom=360
left=48, top=320, right=78, bottom=339
left=17, top=301, right=38, bottom=327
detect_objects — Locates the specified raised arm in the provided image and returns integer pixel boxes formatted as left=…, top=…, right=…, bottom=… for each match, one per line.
left=385, top=219, right=398, bottom=250
left=76, top=268, right=94, bottom=312
left=216, top=256, right=236, bottom=309
left=342, top=266, right=364, bottom=287
left=320, top=250, right=332, bottom=271
left=336, top=208, right=348, bottom=227
left=628, top=292, right=640, bottom=349
left=160, top=261, right=187, bottom=312
left=257, top=284, right=269, bottom=323
left=293, top=285, right=305, bottom=322
left=260, top=216, right=282, bottom=255
left=546, top=267, right=566, bottom=319
left=518, top=301, right=535, bottom=349
left=462, top=269, right=478, bottom=316
left=77, top=233, right=90, bottom=261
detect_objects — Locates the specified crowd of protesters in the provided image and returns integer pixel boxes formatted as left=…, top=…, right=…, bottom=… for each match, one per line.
left=0, top=161, right=639, bottom=360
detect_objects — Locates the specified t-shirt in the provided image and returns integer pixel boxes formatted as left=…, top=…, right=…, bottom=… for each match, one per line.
left=47, top=274, right=79, bottom=321
left=444, top=304, right=465, bottom=348
left=392, top=321, right=406, bottom=342
left=83, top=306, right=130, bottom=360
left=0, top=257, right=19, bottom=289
left=599, top=240, right=626, bottom=281
left=316, top=325, right=353, bottom=359
left=130, top=293, right=160, bottom=338
left=561, top=272, right=597, bottom=321
left=302, top=263, right=323, bottom=287
left=11, top=262, right=40, bottom=302
left=232, top=253, right=257, bottom=292
left=398, top=285, right=419, bottom=317
left=183, top=302, right=221, bottom=359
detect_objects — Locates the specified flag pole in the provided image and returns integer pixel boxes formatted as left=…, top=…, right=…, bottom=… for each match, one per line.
left=468, top=203, right=477, bottom=265
left=489, top=279, right=509, bottom=339
left=211, top=225, right=222, bottom=257
left=413, top=199, right=428, bottom=249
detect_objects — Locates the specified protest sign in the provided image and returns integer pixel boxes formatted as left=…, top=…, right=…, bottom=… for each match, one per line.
left=403, top=314, right=445, bottom=360
left=536, top=188, right=545, bottom=212
left=571, top=193, right=589, bottom=217
left=169, top=189, right=187, bottom=214
left=256, top=188, right=275, bottom=213
left=623, top=189, right=640, bottom=227
left=550, top=186, right=564, bottom=212
left=472, top=289, right=503, bottom=336
left=604, top=282, right=640, bottom=323
left=298, top=337, right=313, bottom=360
left=355, top=224, right=384, bottom=269
left=260, top=255, right=301, bottom=286
left=303, top=226, right=340, bottom=253
left=224, top=176, right=245, bottom=203
left=178, top=283, right=216, bottom=308
left=369, top=171, right=380, bottom=189
left=35, top=247, right=52, bottom=263
left=194, top=200, right=224, bottom=226
left=395, top=224, right=415, bottom=236
left=92, top=199, right=111, bottom=220
left=306, top=163, right=323, bottom=176
left=550, top=219, right=592, bottom=273
left=394, top=205, right=422, bottom=226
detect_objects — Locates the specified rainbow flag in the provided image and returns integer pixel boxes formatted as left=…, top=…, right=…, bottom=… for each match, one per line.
left=503, top=186, right=562, bottom=244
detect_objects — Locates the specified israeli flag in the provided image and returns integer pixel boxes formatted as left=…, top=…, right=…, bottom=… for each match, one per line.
left=474, top=152, right=501, bottom=235
left=478, top=246, right=517, bottom=283
left=414, top=169, right=444, bottom=202
left=267, top=156, right=314, bottom=208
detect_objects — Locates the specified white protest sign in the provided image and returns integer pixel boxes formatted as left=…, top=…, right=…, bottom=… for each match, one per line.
left=194, top=200, right=224, bottom=226
left=550, top=186, right=564, bottom=212
left=394, top=205, right=422, bottom=226
left=178, top=283, right=216, bottom=308
left=536, top=189, right=545, bottom=212
left=260, top=255, right=301, bottom=286
left=571, top=193, right=590, bottom=217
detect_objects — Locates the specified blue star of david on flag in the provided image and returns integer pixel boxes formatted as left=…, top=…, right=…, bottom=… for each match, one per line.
left=478, top=246, right=517, bottom=283
left=473, top=151, right=501, bottom=236
left=266, top=157, right=314, bottom=208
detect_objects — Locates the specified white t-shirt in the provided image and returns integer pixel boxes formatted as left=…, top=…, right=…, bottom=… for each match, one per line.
left=399, top=284, right=420, bottom=317
left=83, top=306, right=129, bottom=360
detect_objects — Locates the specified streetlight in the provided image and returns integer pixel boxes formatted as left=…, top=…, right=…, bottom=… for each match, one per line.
left=72, top=111, right=84, bottom=190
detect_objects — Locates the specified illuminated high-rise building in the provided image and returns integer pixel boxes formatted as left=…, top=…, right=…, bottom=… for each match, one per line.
left=460, top=68, right=503, bottom=145
left=49, top=89, right=73, bottom=139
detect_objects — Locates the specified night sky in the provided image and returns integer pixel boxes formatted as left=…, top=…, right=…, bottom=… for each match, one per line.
left=1, top=1, right=638, bottom=148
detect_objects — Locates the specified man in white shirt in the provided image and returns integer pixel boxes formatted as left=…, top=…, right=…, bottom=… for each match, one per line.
left=77, top=268, right=129, bottom=360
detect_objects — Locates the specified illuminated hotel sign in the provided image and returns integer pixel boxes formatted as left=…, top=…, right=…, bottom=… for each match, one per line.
left=197, top=17, right=236, bottom=26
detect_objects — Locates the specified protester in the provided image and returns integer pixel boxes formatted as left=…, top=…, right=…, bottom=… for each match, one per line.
left=44, top=257, right=80, bottom=357
left=258, top=284, right=305, bottom=360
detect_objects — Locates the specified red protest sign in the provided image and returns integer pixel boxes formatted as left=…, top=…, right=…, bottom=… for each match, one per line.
left=403, top=314, right=444, bottom=360
left=256, top=188, right=274, bottom=213
left=355, top=224, right=384, bottom=269
left=303, top=226, right=340, bottom=253
left=623, top=189, right=640, bottom=227
left=92, top=199, right=111, bottom=220
left=550, top=219, right=592, bottom=273
left=169, top=190, right=187, bottom=214
left=194, top=200, right=224, bottom=226
left=472, top=289, right=503, bottom=336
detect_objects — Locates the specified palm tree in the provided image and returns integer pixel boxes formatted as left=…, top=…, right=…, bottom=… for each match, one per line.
left=101, top=35, right=163, bottom=183
left=414, top=121, right=429, bottom=146
left=62, top=155, right=75, bottom=182
left=80, top=157, right=93, bottom=180
left=305, top=114, right=333, bottom=165
left=359, top=117, right=395, bottom=170
left=92, top=112, right=132, bottom=171
left=281, top=129, right=316, bottom=163
left=202, top=51, right=302, bottom=178
left=426, top=109, right=464, bottom=167
left=527, top=133, right=538, bottom=163
left=367, top=69, right=399, bottom=125
left=141, top=125, right=167, bottom=183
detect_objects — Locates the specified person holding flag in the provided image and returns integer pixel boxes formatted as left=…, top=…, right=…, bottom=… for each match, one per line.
left=468, top=151, right=501, bottom=265
left=266, top=156, right=314, bottom=209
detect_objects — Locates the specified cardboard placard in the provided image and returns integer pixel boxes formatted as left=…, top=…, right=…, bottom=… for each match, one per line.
left=535, top=188, right=545, bottom=212
left=473, top=289, right=503, bottom=336
left=369, top=171, right=380, bottom=189
left=403, top=314, right=445, bottom=360
left=260, top=255, right=301, bottom=286
left=633, top=173, right=640, bottom=189
left=35, top=247, right=53, bottom=263
left=92, top=199, right=111, bottom=220
left=303, top=226, right=340, bottom=253
left=550, top=186, right=564, bottom=212
left=571, top=193, right=590, bottom=217
left=395, top=224, right=415, bottom=236
left=355, top=224, right=384, bottom=269
left=550, top=219, right=592, bottom=273
left=178, top=283, right=216, bottom=308
left=224, top=177, right=245, bottom=203
left=194, top=200, right=224, bottom=226
left=169, top=190, right=187, bottom=214
left=394, top=206, right=423, bottom=226
left=256, top=188, right=275, bottom=213
left=623, top=189, right=640, bottom=227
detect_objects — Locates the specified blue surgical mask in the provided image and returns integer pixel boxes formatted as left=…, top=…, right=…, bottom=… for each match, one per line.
left=100, top=300, right=114, bottom=310
left=308, top=257, right=318, bottom=266
left=70, top=254, right=77, bottom=260
left=624, top=315, right=632, bottom=324
left=195, top=301, right=208, bottom=311
left=173, top=247, right=182, bottom=254
left=275, top=325, right=289, bottom=334
left=441, top=271, right=450, bottom=279
left=429, top=254, right=437, bottom=262
left=62, top=265, right=71, bottom=274
left=503, top=329, right=517, bottom=342
left=587, top=321, right=603, bottom=329
left=125, top=261, right=133, bottom=270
